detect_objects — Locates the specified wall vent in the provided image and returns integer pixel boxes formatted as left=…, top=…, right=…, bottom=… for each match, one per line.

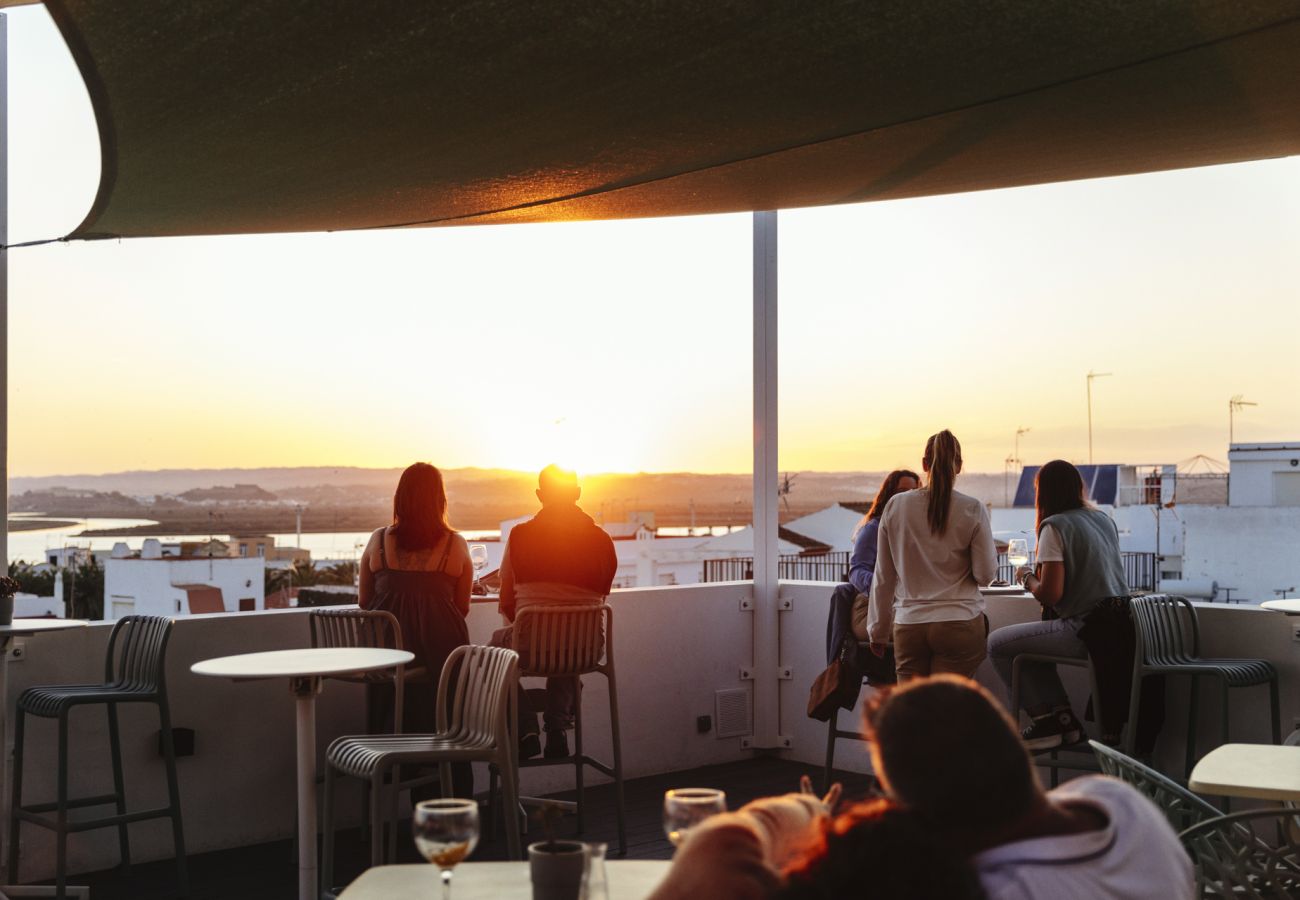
left=714, top=688, right=753, bottom=739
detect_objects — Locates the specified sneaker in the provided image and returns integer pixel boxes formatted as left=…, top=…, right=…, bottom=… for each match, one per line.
left=1021, top=710, right=1083, bottom=752
left=543, top=729, right=570, bottom=759
left=519, top=733, right=542, bottom=760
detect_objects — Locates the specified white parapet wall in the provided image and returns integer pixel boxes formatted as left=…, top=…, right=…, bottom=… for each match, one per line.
left=7, top=582, right=759, bottom=879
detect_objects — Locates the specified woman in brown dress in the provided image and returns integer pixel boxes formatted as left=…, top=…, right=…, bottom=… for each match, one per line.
left=359, top=462, right=472, bottom=794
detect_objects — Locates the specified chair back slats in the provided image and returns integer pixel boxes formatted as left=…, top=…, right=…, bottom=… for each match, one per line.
left=435, top=644, right=518, bottom=745
left=1130, top=594, right=1199, bottom=667
left=310, top=609, right=407, bottom=682
left=105, top=615, right=173, bottom=694
left=1178, top=809, right=1300, bottom=899
left=1089, top=740, right=1219, bottom=833
left=514, top=604, right=609, bottom=677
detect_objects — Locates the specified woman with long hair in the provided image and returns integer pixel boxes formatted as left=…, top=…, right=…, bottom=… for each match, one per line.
left=359, top=463, right=473, bottom=788
left=825, top=469, right=920, bottom=662
left=987, top=460, right=1129, bottom=750
left=852, top=430, right=997, bottom=681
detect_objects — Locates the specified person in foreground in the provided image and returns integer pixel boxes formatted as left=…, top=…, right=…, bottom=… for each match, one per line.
left=359, top=462, right=472, bottom=793
left=861, top=676, right=1192, bottom=900
left=652, top=677, right=1192, bottom=900
left=824, top=469, right=920, bottom=664
left=853, top=429, right=997, bottom=680
left=492, top=465, right=616, bottom=760
left=987, top=459, right=1132, bottom=749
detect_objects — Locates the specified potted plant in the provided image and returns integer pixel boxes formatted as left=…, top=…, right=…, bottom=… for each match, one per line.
left=0, top=576, right=20, bottom=627
left=527, top=801, right=586, bottom=900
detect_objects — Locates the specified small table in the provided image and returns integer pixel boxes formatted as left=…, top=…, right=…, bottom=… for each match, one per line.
left=192, top=647, right=413, bottom=900
left=0, top=619, right=90, bottom=900
left=1189, top=743, right=1300, bottom=802
left=1261, top=599, right=1300, bottom=616
left=338, top=860, right=671, bottom=899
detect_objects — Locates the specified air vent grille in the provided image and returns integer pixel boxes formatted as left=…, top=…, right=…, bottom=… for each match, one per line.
left=714, top=688, right=753, bottom=739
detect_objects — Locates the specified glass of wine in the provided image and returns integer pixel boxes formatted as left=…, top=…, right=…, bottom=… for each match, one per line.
left=413, top=798, right=480, bottom=899
left=1007, top=538, right=1031, bottom=581
left=469, top=543, right=489, bottom=592
left=663, top=788, right=726, bottom=846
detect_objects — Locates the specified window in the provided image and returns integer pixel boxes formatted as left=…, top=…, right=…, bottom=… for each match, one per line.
left=239, top=598, right=256, bottom=612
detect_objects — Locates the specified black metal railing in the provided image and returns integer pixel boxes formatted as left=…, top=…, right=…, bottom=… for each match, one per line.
left=995, top=551, right=1157, bottom=593
left=702, top=551, right=850, bottom=584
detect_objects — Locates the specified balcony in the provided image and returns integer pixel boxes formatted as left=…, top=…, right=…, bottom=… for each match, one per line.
left=1, top=581, right=1295, bottom=896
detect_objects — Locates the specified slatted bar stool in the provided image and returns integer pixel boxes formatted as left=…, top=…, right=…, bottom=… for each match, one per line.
left=321, top=644, right=522, bottom=894
left=1127, top=594, right=1280, bottom=777
left=8, top=615, right=188, bottom=899
left=310, top=608, right=423, bottom=733
left=502, top=603, right=626, bottom=857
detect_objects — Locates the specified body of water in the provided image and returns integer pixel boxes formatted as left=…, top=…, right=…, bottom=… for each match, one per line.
left=5, top=516, right=742, bottom=565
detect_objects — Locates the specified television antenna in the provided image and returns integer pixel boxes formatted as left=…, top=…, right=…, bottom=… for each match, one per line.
left=777, top=472, right=798, bottom=513
left=1228, top=395, right=1257, bottom=446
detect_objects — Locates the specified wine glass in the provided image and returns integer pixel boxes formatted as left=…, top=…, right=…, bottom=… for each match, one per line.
left=469, top=543, right=489, bottom=592
left=1007, top=538, right=1030, bottom=583
left=663, top=788, right=726, bottom=846
left=413, top=798, right=480, bottom=899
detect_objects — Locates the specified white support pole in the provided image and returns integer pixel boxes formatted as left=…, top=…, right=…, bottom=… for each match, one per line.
left=1, top=14, right=8, bottom=574
left=751, top=211, right=782, bottom=749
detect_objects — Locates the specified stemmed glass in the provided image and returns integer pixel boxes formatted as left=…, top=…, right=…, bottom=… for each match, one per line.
left=412, top=798, right=480, bottom=899
left=1007, top=538, right=1031, bottom=584
left=663, top=788, right=727, bottom=846
left=469, top=543, right=489, bottom=593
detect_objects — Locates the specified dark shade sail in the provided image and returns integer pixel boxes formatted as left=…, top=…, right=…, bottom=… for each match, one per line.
left=45, top=1, right=1300, bottom=239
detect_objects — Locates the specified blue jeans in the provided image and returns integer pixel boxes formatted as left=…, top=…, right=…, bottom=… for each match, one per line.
left=988, top=617, right=1086, bottom=715
left=825, top=583, right=860, bottom=664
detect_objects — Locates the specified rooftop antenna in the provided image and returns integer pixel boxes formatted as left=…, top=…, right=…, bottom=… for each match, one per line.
left=1014, top=426, right=1030, bottom=469
left=1086, top=371, right=1112, bottom=464
left=1003, top=455, right=1015, bottom=507
left=1228, top=394, right=1257, bottom=446
left=777, top=472, right=797, bottom=513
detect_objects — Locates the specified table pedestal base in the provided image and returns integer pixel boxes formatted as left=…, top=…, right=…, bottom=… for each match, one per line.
left=292, top=676, right=322, bottom=900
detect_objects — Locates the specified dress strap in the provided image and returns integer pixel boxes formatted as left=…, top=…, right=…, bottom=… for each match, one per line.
left=377, top=527, right=389, bottom=571
left=437, top=531, right=454, bottom=572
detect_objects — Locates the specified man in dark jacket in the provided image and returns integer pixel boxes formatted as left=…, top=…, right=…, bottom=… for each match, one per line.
left=495, top=465, right=616, bottom=759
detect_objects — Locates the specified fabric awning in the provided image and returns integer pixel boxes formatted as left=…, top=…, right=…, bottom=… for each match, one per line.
left=43, top=1, right=1300, bottom=239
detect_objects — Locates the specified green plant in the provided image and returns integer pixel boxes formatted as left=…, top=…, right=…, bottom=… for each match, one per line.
left=530, top=800, right=568, bottom=851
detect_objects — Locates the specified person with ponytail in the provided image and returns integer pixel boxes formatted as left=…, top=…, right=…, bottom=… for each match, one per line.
left=851, top=430, right=997, bottom=681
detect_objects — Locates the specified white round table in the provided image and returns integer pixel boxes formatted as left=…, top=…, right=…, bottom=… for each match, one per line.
left=0, top=619, right=89, bottom=898
left=192, top=647, right=414, bottom=900
left=1261, top=598, right=1300, bottom=616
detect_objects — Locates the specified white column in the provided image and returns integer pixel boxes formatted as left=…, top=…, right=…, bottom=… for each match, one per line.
left=1, top=13, right=9, bottom=573
left=751, top=211, right=782, bottom=748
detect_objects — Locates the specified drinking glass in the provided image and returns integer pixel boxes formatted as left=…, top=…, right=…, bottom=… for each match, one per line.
left=413, top=798, right=480, bottom=899
left=1007, top=538, right=1030, bottom=570
left=581, top=842, right=609, bottom=900
left=662, top=788, right=726, bottom=846
left=469, top=543, right=489, bottom=591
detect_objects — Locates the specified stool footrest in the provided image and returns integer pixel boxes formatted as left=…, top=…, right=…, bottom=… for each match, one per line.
left=22, top=793, right=121, bottom=814
left=18, top=804, right=176, bottom=833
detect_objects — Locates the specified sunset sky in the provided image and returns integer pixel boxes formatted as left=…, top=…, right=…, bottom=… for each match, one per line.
left=6, top=6, right=1299, bottom=479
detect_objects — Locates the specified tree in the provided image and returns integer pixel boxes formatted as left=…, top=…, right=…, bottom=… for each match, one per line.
left=64, top=558, right=104, bottom=620
left=7, top=561, right=55, bottom=597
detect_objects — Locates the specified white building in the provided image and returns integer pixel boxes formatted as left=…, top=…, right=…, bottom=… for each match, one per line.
left=104, top=540, right=265, bottom=620
left=1228, top=443, right=1300, bottom=507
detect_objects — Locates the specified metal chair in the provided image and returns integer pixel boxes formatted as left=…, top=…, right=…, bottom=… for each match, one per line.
left=1011, top=652, right=1104, bottom=786
left=506, top=603, right=626, bottom=857
left=8, top=615, right=188, bottom=899
left=1089, top=740, right=1220, bottom=833
left=1127, top=594, right=1280, bottom=776
left=321, top=644, right=522, bottom=892
left=310, top=608, right=423, bottom=733
left=1179, top=808, right=1300, bottom=899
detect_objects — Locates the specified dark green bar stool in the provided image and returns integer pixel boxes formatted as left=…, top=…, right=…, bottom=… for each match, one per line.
left=7, top=615, right=188, bottom=899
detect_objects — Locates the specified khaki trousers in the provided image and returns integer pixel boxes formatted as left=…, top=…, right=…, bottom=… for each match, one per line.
left=893, top=615, right=988, bottom=683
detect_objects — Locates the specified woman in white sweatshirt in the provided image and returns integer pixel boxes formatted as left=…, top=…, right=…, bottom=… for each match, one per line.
left=852, top=429, right=997, bottom=681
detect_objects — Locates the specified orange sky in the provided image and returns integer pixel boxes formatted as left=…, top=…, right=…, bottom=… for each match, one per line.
left=7, top=6, right=1300, bottom=478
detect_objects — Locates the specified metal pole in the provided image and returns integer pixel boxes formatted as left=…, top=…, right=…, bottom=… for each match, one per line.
left=1, top=14, right=8, bottom=576
left=751, top=210, right=782, bottom=749
left=1086, top=372, right=1111, bottom=464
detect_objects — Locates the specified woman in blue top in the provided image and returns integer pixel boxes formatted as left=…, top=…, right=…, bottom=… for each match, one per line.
left=988, top=460, right=1129, bottom=750
left=825, top=469, right=919, bottom=662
